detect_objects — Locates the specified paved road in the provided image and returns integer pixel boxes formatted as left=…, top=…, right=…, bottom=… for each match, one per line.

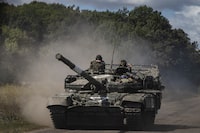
left=28, top=96, right=200, bottom=133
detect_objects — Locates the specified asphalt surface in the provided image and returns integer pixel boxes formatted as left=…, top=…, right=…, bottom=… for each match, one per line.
left=28, top=95, right=200, bottom=133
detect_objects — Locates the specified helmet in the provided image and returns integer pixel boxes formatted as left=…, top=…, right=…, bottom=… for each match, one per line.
left=96, top=55, right=102, bottom=61
left=120, top=60, right=127, bottom=67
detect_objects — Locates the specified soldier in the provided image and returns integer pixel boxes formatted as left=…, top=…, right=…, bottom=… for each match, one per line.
left=120, top=59, right=132, bottom=71
left=90, top=55, right=105, bottom=73
left=115, top=59, right=131, bottom=75
left=120, top=60, right=128, bottom=67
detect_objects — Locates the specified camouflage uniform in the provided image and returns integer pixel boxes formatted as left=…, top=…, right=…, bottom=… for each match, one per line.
left=90, top=55, right=105, bottom=73
left=115, top=60, right=131, bottom=75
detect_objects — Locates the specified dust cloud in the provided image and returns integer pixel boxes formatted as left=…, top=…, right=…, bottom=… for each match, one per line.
left=17, top=35, right=118, bottom=126
left=17, top=33, right=156, bottom=126
left=16, top=34, right=198, bottom=127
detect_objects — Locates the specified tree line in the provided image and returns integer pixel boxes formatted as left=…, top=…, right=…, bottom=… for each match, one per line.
left=0, top=1, right=200, bottom=91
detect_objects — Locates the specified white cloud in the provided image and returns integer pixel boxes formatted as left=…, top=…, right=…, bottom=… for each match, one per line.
left=176, top=6, right=200, bottom=17
left=169, top=6, right=200, bottom=44
left=69, top=0, right=200, bottom=11
left=3, top=0, right=200, bottom=11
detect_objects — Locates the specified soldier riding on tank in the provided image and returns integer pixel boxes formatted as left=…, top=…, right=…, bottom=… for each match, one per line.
left=115, top=59, right=131, bottom=75
left=90, top=55, right=105, bottom=73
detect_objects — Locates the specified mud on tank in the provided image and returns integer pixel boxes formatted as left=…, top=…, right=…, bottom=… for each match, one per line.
left=47, top=53, right=164, bottom=130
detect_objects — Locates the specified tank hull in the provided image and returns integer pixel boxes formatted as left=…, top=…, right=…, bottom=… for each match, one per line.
left=47, top=105, right=155, bottom=130
left=48, top=105, right=123, bottom=129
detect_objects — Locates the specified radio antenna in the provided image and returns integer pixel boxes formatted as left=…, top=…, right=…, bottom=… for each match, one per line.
left=110, top=42, right=116, bottom=69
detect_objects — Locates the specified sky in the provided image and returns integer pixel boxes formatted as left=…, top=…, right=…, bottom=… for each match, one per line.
left=3, top=0, right=200, bottom=47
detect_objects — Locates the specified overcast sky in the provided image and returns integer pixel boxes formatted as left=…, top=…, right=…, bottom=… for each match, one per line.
left=3, top=0, right=200, bottom=47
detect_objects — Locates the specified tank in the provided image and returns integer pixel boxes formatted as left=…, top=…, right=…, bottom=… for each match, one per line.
left=47, top=53, right=164, bottom=130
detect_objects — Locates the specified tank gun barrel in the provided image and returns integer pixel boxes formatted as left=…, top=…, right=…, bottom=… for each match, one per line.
left=56, top=53, right=105, bottom=91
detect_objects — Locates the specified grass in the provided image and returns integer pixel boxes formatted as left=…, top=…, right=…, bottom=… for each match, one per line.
left=0, top=85, right=44, bottom=133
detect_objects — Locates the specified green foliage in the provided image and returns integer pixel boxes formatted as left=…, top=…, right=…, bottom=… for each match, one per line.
left=0, top=2, right=200, bottom=88
left=2, top=26, right=29, bottom=53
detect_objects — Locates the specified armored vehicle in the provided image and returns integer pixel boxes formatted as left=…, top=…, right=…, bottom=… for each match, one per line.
left=47, top=53, right=164, bottom=130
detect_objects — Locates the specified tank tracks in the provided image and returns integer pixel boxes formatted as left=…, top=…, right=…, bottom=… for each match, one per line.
left=125, top=111, right=155, bottom=130
left=47, top=105, right=68, bottom=129
left=48, top=105, right=155, bottom=130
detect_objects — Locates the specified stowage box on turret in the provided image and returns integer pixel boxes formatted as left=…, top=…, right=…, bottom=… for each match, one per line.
left=47, top=53, right=164, bottom=130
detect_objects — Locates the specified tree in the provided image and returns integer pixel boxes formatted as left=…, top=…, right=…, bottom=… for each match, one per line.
left=1, top=2, right=200, bottom=88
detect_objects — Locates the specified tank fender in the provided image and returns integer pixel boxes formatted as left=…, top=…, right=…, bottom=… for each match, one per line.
left=47, top=94, right=72, bottom=107
left=121, top=93, right=156, bottom=111
left=122, top=93, right=146, bottom=103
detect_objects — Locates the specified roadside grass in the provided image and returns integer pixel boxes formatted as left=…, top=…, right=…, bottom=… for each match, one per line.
left=0, top=85, right=45, bottom=133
